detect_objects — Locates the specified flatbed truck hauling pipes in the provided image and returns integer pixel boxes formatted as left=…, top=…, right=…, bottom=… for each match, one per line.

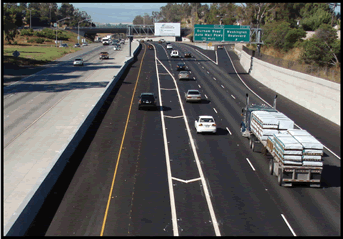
left=241, top=94, right=323, bottom=187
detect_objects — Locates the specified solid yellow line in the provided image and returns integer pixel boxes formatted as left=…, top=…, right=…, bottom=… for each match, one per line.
left=100, top=44, right=146, bottom=236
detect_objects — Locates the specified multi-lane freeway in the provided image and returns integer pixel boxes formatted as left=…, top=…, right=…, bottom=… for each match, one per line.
left=17, top=40, right=340, bottom=236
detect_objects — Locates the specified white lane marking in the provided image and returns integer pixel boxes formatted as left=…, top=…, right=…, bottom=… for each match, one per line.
left=207, top=71, right=209, bottom=74
left=202, top=66, right=204, bottom=69
left=198, top=84, right=201, bottom=88
left=157, top=58, right=221, bottom=236
left=215, top=50, right=218, bottom=64
left=213, top=108, right=218, bottom=114
left=160, top=88, right=176, bottom=90
left=281, top=214, right=297, bottom=236
left=231, top=95, right=236, bottom=99
left=224, top=47, right=341, bottom=160
left=164, top=115, right=184, bottom=119
left=194, top=49, right=218, bottom=65
left=172, top=177, right=202, bottom=184
left=213, top=77, right=216, bottom=81
left=221, top=85, right=225, bottom=89
left=205, top=94, right=208, bottom=99
left=246, top=158, right=256, bottom=171
left=226, top=127, right=232, bottom=135
left=154, top=49, right=179, bottom=236
left=193, top=77, right=196, bottom=80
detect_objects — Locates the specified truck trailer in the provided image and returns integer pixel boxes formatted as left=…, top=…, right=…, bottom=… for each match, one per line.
left=241, top=94, right=323, bottom=187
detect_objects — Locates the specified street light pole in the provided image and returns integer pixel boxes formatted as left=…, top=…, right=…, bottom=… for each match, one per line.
left=78, top=19, right=88, bottom=45
left=29, top=9, right=32, bottom=29
left=55, top=17, right=70, bottom=47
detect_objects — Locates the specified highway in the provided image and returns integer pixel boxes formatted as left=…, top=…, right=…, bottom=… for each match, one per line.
left=20, top=41, right=340, bottom=236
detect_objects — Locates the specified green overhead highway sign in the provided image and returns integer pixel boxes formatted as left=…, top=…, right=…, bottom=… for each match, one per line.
left=194, top=24, right=250, bottom=43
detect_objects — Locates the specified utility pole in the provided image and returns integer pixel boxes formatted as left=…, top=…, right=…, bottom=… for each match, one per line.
left=29, top=9, right=32, bottom=29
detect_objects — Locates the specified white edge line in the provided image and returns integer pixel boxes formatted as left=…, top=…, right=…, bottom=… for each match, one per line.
left=157, top=58, right=221, bottom=236
left=154, top=46, right=179, bottom=236
left=224, top=47, right=340, bottom=160
left=194, top=48, right=217, bottom=65
left=226, top=127, right=232, bottom=135
left=245, top=158, right=256, bottom=171
left=281, top=214, right=297, bottom=236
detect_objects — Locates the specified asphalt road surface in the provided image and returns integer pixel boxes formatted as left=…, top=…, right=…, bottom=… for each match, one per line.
left=25, top=41, right=340, bottom=236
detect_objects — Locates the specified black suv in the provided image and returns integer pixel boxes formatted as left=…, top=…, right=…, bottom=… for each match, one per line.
left=138, top=93, right=157, bottom=110
left=176, top=62, right=186, bottom=71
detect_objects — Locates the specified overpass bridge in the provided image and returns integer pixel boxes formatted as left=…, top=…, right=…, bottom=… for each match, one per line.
left=65, top=25, right=192, bottom=39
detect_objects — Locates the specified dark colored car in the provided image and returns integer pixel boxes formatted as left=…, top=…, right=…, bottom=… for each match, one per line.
left=148, top=45, right=153, bottom=50
left=138, top=93, right=157, bottom=110
left=176, top=62, right=186, bottom=71
left=184, top=52, right=192, bottom=58
left=74, top=43, right=80, bottom=48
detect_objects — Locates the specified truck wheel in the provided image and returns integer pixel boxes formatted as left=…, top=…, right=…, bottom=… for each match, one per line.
left=278, top=169, right=283, bottom=186
left=269, top=159, right=274, bottom=175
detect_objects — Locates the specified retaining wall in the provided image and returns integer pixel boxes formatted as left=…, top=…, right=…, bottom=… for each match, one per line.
left=239, top=49, right=340, bottom=125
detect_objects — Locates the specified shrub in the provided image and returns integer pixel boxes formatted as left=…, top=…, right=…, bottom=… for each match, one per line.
left=35, top=38, right=45, bottom=44
left=27, top=39, right=35, bottom=43
left=20, top=29, right=34, bottom=36
left=13, top=41, right=17, bottom=45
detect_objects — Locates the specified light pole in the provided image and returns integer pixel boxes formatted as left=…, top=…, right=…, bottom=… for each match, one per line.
left=56, top=17, right=70, bottom=47
left=78, top=19, right=88, bottom=44
left=49, top=4, right=52, bottom=27
left=29, top=9, right=32, bottom=29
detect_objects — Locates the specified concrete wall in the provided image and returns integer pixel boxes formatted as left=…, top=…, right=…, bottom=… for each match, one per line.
left=238, top=49, right=340, bottom=126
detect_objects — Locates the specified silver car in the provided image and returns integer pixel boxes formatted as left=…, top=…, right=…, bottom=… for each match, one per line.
left=73, top=58, right=83, bottom=66
left=185, top=89, right=201, bottom=102
left=178, top=71, right=189, bottom=80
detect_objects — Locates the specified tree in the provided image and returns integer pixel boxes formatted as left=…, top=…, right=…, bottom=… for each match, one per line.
left=133, top=15, right=143, bottom=25
left=300, top=3, right=332, bottom=31
left=3, top=4, right=22, bottom=43
left=262, top=21, right=305, bottom=52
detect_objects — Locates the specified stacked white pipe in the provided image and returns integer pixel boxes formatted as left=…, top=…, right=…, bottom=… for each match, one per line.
left=251, top=110, right=324, bottom=166
left=287, top=129, right=324, bottom=167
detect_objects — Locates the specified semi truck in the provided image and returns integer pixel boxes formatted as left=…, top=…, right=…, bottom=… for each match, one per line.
left=241, top=94, right=323, bottom=187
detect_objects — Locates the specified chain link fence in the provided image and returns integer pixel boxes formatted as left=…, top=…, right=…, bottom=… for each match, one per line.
left=242, top=46, right=340, bottom=83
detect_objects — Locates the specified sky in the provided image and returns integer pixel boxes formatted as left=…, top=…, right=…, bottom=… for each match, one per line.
left=58, top=3, right=341, bottom=24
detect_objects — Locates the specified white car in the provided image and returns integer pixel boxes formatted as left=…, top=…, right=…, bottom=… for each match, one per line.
left=195, top=115, right=216, bottom=134
left=82, top=42, right=88, bottom=46
left=167, top=44, right=173, bottom=49
left=73, top=58, right=83, bottom=66
left=170, top=50, right=179, bottom=58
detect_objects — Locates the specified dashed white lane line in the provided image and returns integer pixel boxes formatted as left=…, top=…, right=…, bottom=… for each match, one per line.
left=281, top=214, right=297, bottom=236
left=213, top=108, right=217, bottom=114
left=198, top=84, right=201, bottom=88
left=193, top=77, right=196, bottom=80
left=213, top=77, right=216, bottom=81
left=207, top=71, right=209, bottom=74
left=221, top=85, right=225, bottom=89
left=231, top=94, right=236, bottom=99
left=226, top=127, right=232, bottom=135
left=204, top=94, right=208, bottom=99
left=246, top=158, right=256, bottom=171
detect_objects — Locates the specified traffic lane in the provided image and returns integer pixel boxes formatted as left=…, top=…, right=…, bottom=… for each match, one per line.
left=44, top=44, right=166, bottom=236
left=169, top=53, right=293, bottom=235
left=44, top=48, right=142, bottom=236
left=103, top=52, right=172, bottom=235
left=190, top=44, right=340, bottom=159
left=156, top=62, right=216, bottom=236
left=176, top=53, right=340, bottom=235
left=102, top=44, right=174, bottom=236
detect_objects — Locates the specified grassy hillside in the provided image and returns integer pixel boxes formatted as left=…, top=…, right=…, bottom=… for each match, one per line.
left=3, top=29, right=88, bottom=67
